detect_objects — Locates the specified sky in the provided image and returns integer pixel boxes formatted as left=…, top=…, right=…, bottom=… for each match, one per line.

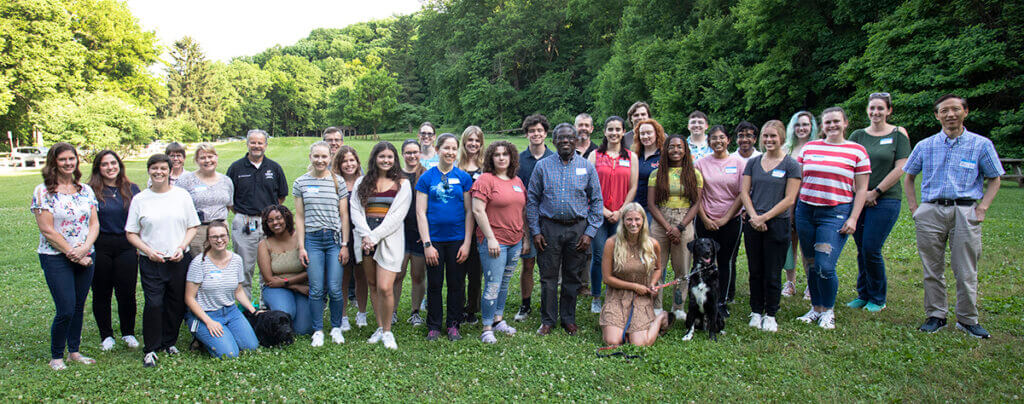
left=124, top=0, right=424, bottom=63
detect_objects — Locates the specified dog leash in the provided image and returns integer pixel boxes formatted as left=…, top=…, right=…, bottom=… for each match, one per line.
left=596, top=293, right=643, bottom=360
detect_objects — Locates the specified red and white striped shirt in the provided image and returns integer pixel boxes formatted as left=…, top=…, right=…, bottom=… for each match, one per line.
left=797, top=140, right=871, bottom=206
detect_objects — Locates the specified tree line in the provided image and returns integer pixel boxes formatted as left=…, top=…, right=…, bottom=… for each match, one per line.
left=2, top=0, right=1021, bottom=156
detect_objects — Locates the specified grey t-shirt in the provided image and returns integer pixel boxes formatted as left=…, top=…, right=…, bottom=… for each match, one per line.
left=293, top=173, right=349, bottom=233
left=176, top=172, right=234, bottom=222
left=187, top=252, right=245, bottom=312
left=744, top=155, right=801, bottom=219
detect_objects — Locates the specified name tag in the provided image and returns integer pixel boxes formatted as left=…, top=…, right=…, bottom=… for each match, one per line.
left=651, top=162, right=659, bottom=168
left=771, top=169, right=786, bottom=178
left=208, top=270, right=223, bottom=280
left=238, top=174, right=252, bottom=178
left=879, top=137, right=893, bottom=145
left=307, top=186, right=320, bottom=194
left=619, top=159, right=630, bottom=167
left=724, top=166, right=738, bottom=174
left=512, top=185, right=523, bottom=193
left=959, top=159, right=977, bottom=170
left=472, top=173, right=480, bottom=180
left=195, top=185, right=208, bottom=192
left=448, top=178, right=461, bottom=185
left=575, top=167, right=587, bottom=175
left=264, top=171, right=274, bottom=179
left=248, top=221, right=258, bottom=233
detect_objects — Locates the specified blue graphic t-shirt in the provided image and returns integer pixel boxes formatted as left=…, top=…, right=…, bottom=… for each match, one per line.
left=415, top=166, right=474, bottom=242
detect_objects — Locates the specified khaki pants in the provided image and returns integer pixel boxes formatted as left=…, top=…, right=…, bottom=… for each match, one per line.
left=913, top=203, right=982, bottom=325
left=650, top=207, right=695, bottom=312
left=231, top=214, right=265, bottom=301
left=188, top=224, right=208, bottom=258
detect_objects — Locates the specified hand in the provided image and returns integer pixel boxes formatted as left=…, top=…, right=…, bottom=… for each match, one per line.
left=76, top=256, right=93, bottom=267
left=839, top=218, right=857, bottom=235
left=456, top=242, right=470, bottom=264
left=206, top=320, right=224, bottom=338
left=533, top=234, right=547, bottom=253
left=701, top=216, right=719, bottom=231
left=487, top=237, right=500, bottom=258
left=974, top=206, right=987, bottom=222
left=714, top=217, right=729, bottom=229
left=146, top=249, right=166, bottom=264
left=575, top=235, right=592, bottom=252
left=168, top=247, right=184, bottom=262
left=424, top=246, right=439, bottom=266
left=269, top=277, right=287, bottom=288
left=361, top=236, right=375, bottom=255
left=749, top=214, right=766, bottom=230
left=299, top=248, right=309, bottom=267
left=908, top=203, right=918, bottom=215
left=67, top=243, right=88, bottom=262
left=610, top=210, right=622, bottom=224
left=632, top=283, right=650, bottom=296
left=865, top=189, right=879, bottom=207
left=666, top=226, right=681, bottom=245
left=338, top=247, right=349, bottom=265
left=648, top=281, right=658, bottom=295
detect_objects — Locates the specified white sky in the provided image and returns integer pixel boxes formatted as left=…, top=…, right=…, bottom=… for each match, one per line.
left=125, top=0, right=424, bottom=63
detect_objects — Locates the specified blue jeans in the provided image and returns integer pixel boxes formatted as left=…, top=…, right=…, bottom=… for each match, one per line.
left=478, top=242, right=522, bottom=327
left=853, top=198, right=900, bottom=305
left=40, top=254, right=94, bottom=359
left=262, top=286, right=313, bottom=335
left=305, top=229, right=343, bottom=331
left=795, top=201, right=852, bottom=309
left=186, top=306, right=258, bottom=358
left=590, top=219, right=616, bottom=297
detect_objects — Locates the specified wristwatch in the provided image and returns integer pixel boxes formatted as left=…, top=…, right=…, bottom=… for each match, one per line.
left=284, top=278, right=290, bottom=286
left=423, top=241, right=432, bottom=249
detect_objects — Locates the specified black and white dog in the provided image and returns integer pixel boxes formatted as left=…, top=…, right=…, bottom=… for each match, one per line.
left=243, top=310, right=294, bottom=348
left=681, top=238, right=725, bottom=341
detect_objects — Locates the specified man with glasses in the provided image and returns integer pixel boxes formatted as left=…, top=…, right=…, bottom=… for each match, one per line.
left=323, top=127, right=344, bottom=157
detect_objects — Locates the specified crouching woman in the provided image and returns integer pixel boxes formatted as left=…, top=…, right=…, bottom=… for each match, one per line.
left=185, top=221, right=259, bottom=358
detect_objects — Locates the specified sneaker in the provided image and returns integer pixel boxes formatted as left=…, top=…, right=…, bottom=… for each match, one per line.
left=392, top=312, right=398, bottom=325
left=846, top=298, right=868, bottom=309
left=864, top=302, right=886, bottom=312
left=426, top=329, right=442, bottom=341
left=367, top=327, right=384, bottom=344
left=340, top=316, right=352, bottom=332
left=590, top=298, right=602, bottom=314
left=407, top=311, right=425, bottom=326
left=797, top=308, right=821, bottom=324
left=311, top=330, right=324, bottom=347
left=481, top=330, right=497, bottom=344
left=748, top=313, right=762, bottom=328
left=762, top=316, right=778, bottom=332
left=165, top=346, right=180, bottom=355
left=356, top=312, right=368, bottom=328
left=781, top=281, right=796, bottom=297
left=493, top=320, right=517, bottom=336
left=513, top=304, right=531, bottom=322
left=330, top=327, right=345, bottom=344
left=956, top=322, right=990, bottom=339
left=142, top=352, right=158, bottom=368
left=803, top=287, right=811, bottom=301
left=918, top=317, right=947, bottom=333
left=462, top=312, right=479, bottom=325
left=447, top=326, right=462, bottom=341
left=818, top=310, right=835, bottom=330
left=100, top=336, right=116, bottom=351
left=382, top=332, right=398, bottom=349
left=121, top=335, right=140, bottom=349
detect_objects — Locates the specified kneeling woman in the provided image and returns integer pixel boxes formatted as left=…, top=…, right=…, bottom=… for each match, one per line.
left=257, top=204, right=313, bottom=335
left=185, top=221, right=259, bottom=358
left=600, top=203, right=672, bottom=346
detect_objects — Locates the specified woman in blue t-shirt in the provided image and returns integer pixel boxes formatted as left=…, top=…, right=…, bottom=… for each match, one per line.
left=416, top=133, right=475, bottom=341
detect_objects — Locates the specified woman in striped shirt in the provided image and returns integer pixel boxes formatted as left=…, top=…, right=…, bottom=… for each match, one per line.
left=794, top=107, right=871, bottom=330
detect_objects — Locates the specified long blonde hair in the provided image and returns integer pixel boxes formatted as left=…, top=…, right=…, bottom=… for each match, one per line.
left=612, top=203, right=657, bottom=275
left=458, top=125, right=485, bottom=170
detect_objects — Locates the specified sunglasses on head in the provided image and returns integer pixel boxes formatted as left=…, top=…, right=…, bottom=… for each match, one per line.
left=870, top=92, right=891, bottom=100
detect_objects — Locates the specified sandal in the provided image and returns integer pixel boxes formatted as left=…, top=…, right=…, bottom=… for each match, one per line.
left=68, top=354, right=96, bottom=365
left=49, top=359, right=67, bottom=371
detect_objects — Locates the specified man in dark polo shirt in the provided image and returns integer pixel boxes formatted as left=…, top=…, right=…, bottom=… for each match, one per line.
left=513, top=114, right=553, bottom=322
left=226, top=129, right=288, bottom=299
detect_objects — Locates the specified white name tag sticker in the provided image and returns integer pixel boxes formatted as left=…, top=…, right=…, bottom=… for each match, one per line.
left=879, top=137, right=894, bottom=145
left=195, top=186, right=208, bottom=192
left=307, top=186, right=320, bottom=194
left=448, top=178, right=461, bottom=185
left=771, top=169, right=786, bottom=178
left=959, top=159, right=977, bottom=170
left=619, top=160, right=630, bottom=167
left=512, top=185, right=523, bottom=192
left=208, top=270, right=223, bottom=280
left=724, top=166, right=738, bottom=174
left=575, top=167, right=587, bottom=175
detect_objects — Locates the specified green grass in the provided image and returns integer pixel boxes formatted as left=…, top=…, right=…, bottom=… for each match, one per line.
left=1, top=136, right=1022, bottom=401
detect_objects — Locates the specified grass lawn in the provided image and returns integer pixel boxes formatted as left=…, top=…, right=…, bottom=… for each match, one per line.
left=1, top=136, right=1022, bottom=401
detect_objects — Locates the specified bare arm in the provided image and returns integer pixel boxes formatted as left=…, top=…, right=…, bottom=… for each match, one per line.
left=33, top=210, right=73, bottom=255
left=866, top=158, right=908, bottom=205
left=601, top=238, right=649, bottom=294
left=257, top=240, right=283, bottom=288
left=975, top=176, right=1001, bottom=222
left=840, top=174, right=870, bottom=234
left=903, top=172, right=918, bottom=214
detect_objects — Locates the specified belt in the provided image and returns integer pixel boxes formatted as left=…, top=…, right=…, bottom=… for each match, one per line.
left=926, top=199, right=975, bottom=207
left=543, top=216, right=583, bottom=226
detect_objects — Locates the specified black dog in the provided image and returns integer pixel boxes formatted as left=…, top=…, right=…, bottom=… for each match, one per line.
left=681, top=238, right=725, bottom=341
left=243, top=310, right=295, bottom=348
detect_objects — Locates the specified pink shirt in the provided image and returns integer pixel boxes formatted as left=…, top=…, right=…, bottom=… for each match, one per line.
left=797, top=140, right=871, bottom=206
left=695, top=154, right=745, bottom=219
left=471, top=173, right=527, bottom=245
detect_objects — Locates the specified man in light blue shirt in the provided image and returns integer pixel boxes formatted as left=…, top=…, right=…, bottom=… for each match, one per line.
left=903, top=94, right=1004, bottom=339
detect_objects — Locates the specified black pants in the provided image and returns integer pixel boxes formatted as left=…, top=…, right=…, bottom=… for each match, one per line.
left=464, top=237, right=481, bottom=315
left=744, top=217, right=789, bottom=316
left=91, top=233, right=138, bottom=340
left=696, top=216, right=742, bottom=306
left=139, top=253, right=189, bottom=353
left=537, top=218, right=588, bottom=327
left=426, top=241, right=466, bottom=330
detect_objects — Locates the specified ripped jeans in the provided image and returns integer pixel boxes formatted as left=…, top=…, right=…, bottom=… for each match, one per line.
left=795, top=201, right=852, bottom=309
left=477, top=241, right=522, bottom=327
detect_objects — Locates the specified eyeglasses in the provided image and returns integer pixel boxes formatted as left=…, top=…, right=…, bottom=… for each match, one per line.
left=870, top=92, right=891, bottom=100
left=419, top=131, right=435, bottom=136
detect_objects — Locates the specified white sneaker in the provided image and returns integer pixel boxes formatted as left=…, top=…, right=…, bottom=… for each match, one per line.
left=330, top=327, right=345, bottom=344
left=818, top=310, right=835, bottom=330
left=762, top=316, right=778, bottom=332
left=340, top=316, right=351, bottom=332
left=100, top=336, right=116, bottom=351
left=382, top=332, right=397, bottom=350
left=311, top=330, right=324, bottom=347
left=673, top=309, right=687, bottom=322
left=803, top=287, right=811, bottom=301
left=590, top=299, right=602, bottom=313
left=748, top=313, right=762, bottom=328
left=166, top=346, right=180, bottom=355
left=367, top=327, right=384, bottom=344
left=797, top=308, right=821, bottom=324
left=121, top=335, right=140, bottom=348
left=356, top=312, right=368, bottom=328
left=142, top=352, right=158, bottom=368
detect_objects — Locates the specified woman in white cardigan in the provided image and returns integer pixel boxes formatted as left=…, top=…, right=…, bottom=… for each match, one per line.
left=349, top=142, right=411, bottom=350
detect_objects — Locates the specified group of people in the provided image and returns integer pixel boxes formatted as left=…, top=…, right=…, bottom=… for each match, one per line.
left=32, top=93, right=1004, bottom=370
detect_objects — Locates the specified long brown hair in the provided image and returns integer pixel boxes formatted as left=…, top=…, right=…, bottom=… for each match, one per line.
left=653, top=134, right=698, bottom=205
left=458, top=126, right=485, bottom=169
left=401, top=139, right=425, bottom=186
left=332, top=145, right=363, bottom=178
left=88, top=150, right=136, bottom=209
left=42, top=142, right=82, bottom=194
left=357, top=141, right=403, bottom=207
left=482, top=141, right=519, bottom=177
left=202, top=220, right=230, bottom=261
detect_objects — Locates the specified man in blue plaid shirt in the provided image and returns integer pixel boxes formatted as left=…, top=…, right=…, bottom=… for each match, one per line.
left=903, top=94, right=1004, bottom=339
